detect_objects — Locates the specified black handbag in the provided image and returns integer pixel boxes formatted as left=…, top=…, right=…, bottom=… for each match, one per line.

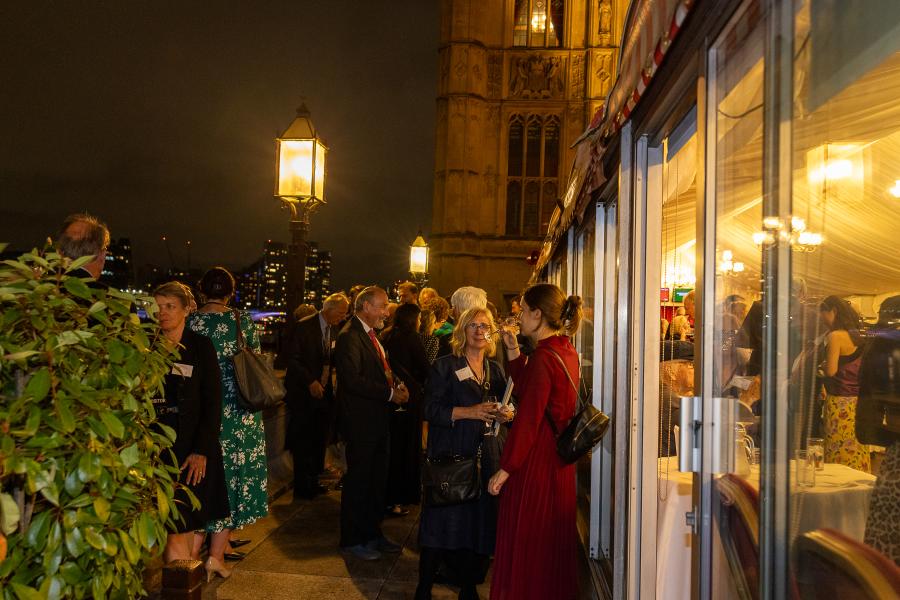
left=421, top=446, right=482, bottom=507
left=231, top=310, right=286, bottom=412
left=544, top=348, right=610, bottom=464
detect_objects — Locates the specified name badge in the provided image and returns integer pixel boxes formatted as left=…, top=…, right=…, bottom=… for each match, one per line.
left=331, top=340, right=336, bottom=350
left=455, top=366, right=475, bottom=382
left=172, top=363, right=194, bottom=377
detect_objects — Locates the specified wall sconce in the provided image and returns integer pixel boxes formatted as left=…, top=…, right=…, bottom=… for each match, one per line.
left=753, top=215, right=822, bottom=251
left=720, top=249, right=745, bottom=274
left=889, top=180, right=900, bottom=198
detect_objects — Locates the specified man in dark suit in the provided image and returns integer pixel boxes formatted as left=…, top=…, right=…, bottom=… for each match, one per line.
left=55, top=213, right=110, bottom=286
left=285, top=292, right=350, bottom=499
left=335, top=286, right=409, bottom=560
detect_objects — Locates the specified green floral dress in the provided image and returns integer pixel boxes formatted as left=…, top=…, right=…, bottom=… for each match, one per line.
left=188, top=310, right=268, bottom=531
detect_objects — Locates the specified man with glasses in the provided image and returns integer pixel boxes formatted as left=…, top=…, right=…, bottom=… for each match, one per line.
left=335, top=286, right=410, bottom=560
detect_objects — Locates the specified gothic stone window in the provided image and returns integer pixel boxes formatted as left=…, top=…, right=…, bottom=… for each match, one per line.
left=506, top=114, right=560, bottom=237
left=514, top=0, right=565, bottom=47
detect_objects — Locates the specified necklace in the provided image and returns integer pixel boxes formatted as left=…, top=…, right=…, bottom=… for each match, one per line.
left=465, top=355, right=485, bottom=386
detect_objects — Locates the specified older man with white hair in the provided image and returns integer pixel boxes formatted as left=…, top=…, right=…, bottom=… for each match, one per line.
left=436, top=286, right=489, bottom=358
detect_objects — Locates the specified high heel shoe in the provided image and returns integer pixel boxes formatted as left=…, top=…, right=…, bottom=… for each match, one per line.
left=205, top=556, right=232, bottom=582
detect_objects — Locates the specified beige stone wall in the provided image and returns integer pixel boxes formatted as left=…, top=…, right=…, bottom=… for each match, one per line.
left=431, top=0, right=626, bottom=309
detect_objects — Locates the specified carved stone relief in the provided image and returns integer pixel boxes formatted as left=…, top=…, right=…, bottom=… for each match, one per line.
left=571, top=54, right=585, bottom=99
left=509, top=55, right=567, bottom=100
left=487, top=53, right=502, bottom=98
left=598, top=0, right=613, bottom=46
left=592, top=50, right=614, bottom=98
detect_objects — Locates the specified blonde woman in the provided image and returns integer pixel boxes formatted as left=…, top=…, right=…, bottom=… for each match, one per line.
left=416, top=307, right=514, bottom=600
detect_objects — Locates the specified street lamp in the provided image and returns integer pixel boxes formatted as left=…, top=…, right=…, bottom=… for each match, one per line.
left=275, top=104, right=327, bottom=317
left=409, top=231, right=429, bottom=286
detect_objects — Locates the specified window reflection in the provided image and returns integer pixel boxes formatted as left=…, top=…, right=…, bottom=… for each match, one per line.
left=790, top=0, right=900, bottom=574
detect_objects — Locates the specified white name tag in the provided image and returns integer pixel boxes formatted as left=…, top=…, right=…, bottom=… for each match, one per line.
left=331, top=340, right=336, bottom=349
left=172, top=363, right=194, bottom=377
left=455, top=366, right=474, bottom=382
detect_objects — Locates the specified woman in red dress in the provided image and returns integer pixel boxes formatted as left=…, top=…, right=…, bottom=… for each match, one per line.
left=488, top=283, right=582, bottom=600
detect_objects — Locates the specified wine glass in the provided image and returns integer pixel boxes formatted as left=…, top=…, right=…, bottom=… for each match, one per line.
left=482, top=395, right=499, bottom=433
left=393, top=377, right=407, bottom=412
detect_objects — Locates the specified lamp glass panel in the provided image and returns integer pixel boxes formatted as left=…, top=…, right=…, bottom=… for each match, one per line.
left=410, top=246, right=428, bottom=274
left=314, top=142, right=327, bottom=200
left=278, top=139, right=314, bottom=197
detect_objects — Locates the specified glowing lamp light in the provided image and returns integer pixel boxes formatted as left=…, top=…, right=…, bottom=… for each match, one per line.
left=409, top=233, right=429, bottom=276
left=275, top=104, right=327, bottom=202
left=796, top=231, right=823, bottom=247
left=808, top=159, right=853, bottom=184
left=889, top=180, right=900, bottom=198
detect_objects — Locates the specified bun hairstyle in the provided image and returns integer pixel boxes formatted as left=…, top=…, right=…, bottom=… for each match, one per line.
left=522, top=283, right=583, bottom=336
left=199, top=266, right=235, bottom=301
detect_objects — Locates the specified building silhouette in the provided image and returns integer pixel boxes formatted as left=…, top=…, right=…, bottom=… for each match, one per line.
left=236, top=240, right=331, bottom=311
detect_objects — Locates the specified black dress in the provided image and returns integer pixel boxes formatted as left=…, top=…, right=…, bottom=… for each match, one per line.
left=382, top=327, right=431, bottom=506
left=419, top=354, right=506, bottom=555
left=158, top=328, right=230, bottom=532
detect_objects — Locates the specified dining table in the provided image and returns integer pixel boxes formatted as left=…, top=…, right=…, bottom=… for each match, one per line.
left=655, top=457, right=877, bottom=600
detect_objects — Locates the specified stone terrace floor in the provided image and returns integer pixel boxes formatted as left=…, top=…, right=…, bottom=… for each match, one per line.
left=201, top=488, right=491, bottom=600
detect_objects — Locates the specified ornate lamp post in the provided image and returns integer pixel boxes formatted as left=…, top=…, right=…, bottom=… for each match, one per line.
left=274, top=104, right=327, bottom=317
left=409, top=231, right=429, bottom=287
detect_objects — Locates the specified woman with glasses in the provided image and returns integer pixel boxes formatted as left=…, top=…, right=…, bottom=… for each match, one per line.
left=415, top=308, right=515, bottom=600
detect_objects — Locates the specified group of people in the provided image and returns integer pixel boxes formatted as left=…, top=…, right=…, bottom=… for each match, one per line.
left=55, top=214, right=268, bottom=581
left=281, top=279, right=586, bottom=599
left=53, top=213, right=589, bottom=598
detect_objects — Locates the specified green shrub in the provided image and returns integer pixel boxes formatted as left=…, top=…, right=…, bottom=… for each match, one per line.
left=0, top=246, right=182, bottom=599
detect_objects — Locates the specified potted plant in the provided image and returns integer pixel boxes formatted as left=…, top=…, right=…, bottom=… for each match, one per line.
left=0, top=246, right=183, bottom=598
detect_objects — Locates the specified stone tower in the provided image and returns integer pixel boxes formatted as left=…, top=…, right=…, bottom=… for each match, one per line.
left=430, top=0, right=623, bottom=307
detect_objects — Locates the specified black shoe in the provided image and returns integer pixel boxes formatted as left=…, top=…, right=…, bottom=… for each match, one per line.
left=230, top=539, right=251, bottom=548
left=414, top=584, right=433, bottom=600
left=223, top=551, right=246, bottom=561
left=458, top=586, right=479, bottom=600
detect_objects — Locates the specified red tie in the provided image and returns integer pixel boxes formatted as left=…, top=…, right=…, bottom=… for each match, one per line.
left=368, top=329, right=394, bottom=386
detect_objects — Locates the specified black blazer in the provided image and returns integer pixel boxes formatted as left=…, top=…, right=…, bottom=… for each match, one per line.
left=335, top=316, right=393, bottom=442
left=163, top=328, right=223, bottom=462
left=285, top=312, right=334, bottom=404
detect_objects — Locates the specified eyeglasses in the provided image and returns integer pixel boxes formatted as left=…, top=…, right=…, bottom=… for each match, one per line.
left=466, top=323, right=492, bottom=332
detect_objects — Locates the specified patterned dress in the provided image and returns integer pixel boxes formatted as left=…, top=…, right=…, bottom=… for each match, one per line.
left=188, top=311, right=268, bottom=531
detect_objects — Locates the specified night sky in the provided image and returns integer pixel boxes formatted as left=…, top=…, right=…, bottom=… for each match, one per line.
left=0, top=1, right=439, bottom=291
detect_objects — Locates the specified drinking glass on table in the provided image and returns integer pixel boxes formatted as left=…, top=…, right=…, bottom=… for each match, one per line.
left=795, top=450, right=816, bottom=487
left=807, top=437, right=824, bottom=470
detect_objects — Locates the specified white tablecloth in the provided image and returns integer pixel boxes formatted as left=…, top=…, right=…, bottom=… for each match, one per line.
left=655, top=458, right=876, bottom=600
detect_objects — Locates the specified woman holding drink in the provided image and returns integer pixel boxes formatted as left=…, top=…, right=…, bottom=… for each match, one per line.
left=415, top=307, right=515, bottom=600
left=488, top=283, right=583, bottom=600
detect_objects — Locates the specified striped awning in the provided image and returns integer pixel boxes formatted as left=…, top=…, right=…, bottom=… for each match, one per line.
left=532, top=0, right=696, bottom=276
left=603, top=0, right=695, bottom=137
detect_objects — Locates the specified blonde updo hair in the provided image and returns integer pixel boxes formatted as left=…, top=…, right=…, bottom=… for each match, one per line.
left=521, top=283, right=582, bottom=336
left=153, top=281, right=197, bottom=312
left=450, top=308, right=497, bottom=358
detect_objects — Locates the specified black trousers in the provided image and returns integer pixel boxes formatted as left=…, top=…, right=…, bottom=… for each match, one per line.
left=290, top=393, right=335, bottom=493
left=340, top=435, right=389, bottom=547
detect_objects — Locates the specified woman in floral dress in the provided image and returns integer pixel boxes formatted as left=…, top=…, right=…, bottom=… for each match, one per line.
left=819, top=295, right=869, bottom=471
left=188, top=267, right=268, bottom=578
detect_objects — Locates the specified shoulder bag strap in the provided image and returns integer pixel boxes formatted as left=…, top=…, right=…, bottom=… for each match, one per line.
left=232, top=309, right=246, bottom=350
left=542, top=347, right=582, bottom=437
